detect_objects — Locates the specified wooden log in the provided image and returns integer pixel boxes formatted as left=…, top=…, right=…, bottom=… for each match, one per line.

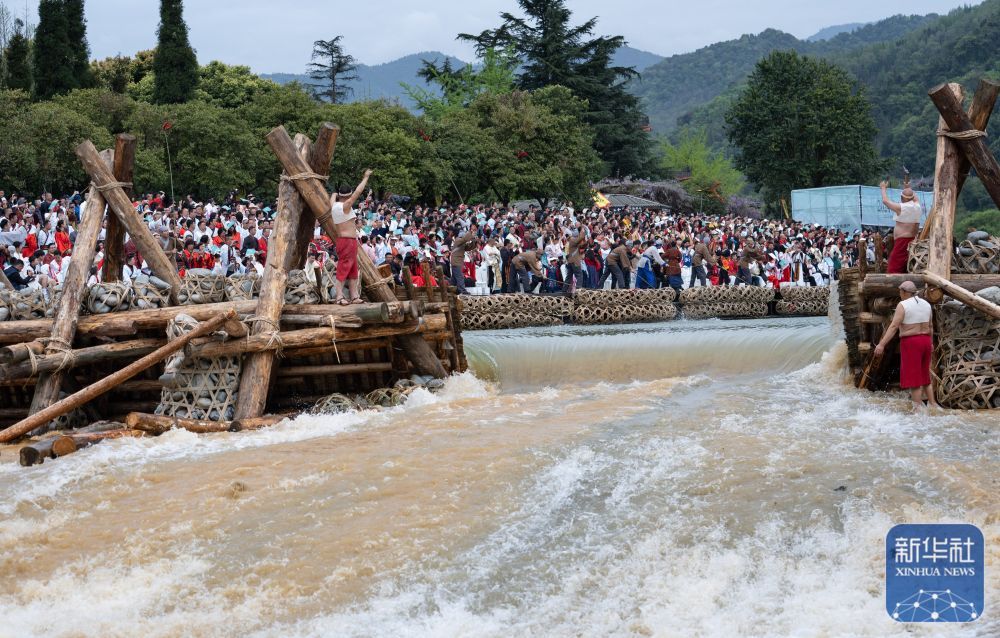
left=76, top=140, right=182, bottom=301
left=0, top=300, right=399, bottom=343
left=51, top=429, right=146, bottom=458
left=280, top=337, right=390, bottom=359
left=859, top=312, right=891, bottom=324
left=236, top=133, right=312, bottom=421
left=288, top=123, right=340, bottom=271
left=230, top=413, right=296, bottom=432
left=19, top=437, right=57, bottom=466
left=870, top=297, right=898, bottom=315
left=102, top=134, right=136, bottom=283
left=858, top=273, right=1000, bottom=296
left=0, top=310, right=236, bottom=443
left=872, top=234, right=884, bottom=273
left=0, top=341, right=45, bottom=365
left=115, top=379, right=165, bottom=393
left=922, top=271, right=1000, bottom=319
left=0, top=338, right=162, bottom=382
left=402, top=266, right=417, bottom=301
left=928, top=82, right=1000, bottom=210
left=29, top=148, right=116, bottom=419
left=276, top=362, right=393, bottom=377
left=194, top=314, right=447, bottom=359
left=923, top=83, right=964, bottom=304
left=920, top=79, right=1000, bottom=241
left=857, top=239, right=868, bottom=279
left=125, top=412, right=233, bottom=435
left=265, top=125, right=447, bottom=379
left=279, top=315, right=363, bottom=328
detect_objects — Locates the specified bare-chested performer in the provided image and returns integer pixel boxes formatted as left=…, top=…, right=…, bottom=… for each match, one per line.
left=880, top=179, right=922, bottom=274
left=331, top=169, right=373, bottom=305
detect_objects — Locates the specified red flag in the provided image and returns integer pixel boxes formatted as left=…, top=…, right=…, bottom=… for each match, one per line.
left=162, top=121, right=173, bottom=131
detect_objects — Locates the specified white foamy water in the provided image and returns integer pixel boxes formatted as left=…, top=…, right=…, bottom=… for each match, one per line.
left=0, top=317, right=996, bottom=638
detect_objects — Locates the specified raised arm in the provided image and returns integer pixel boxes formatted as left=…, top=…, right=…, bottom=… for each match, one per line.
left=344, top=169, right=373, bottom=210
left=880, top=181, right=902, bottom=214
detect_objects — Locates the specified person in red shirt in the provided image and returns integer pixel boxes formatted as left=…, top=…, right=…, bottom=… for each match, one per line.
left=54, top=221, right=72, bottom=254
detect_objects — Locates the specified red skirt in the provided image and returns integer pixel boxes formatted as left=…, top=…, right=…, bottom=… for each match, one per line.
left=899, top=334, right=932, bottom=389
left=887, top=236, right=913, bottom=274
left=335, top=237, right=359, bottom=281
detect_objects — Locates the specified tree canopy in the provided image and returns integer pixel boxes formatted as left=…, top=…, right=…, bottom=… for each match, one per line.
left=726, top=51, right=885, bottom=205
left=152, top=0, right=198, bottom=104
left=308, top=36, right=358, bottom=104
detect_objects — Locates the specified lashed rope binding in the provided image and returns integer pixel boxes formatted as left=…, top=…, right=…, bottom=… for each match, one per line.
left=937, top=128, right=988, bottom=140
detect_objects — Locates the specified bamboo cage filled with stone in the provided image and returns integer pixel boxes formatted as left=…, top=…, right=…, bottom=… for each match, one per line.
left=0, top=126, right=466, bottom=466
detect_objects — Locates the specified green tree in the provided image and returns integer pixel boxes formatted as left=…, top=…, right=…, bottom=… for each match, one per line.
left=661, top=128, right=745, bottom=214
left=152, top=0, right=198, bottom=104
left=402, top=47, right=517, bottom=120
left=91, top=55, right=132, bottom=93
left=308, top=36, right=358, bottom=104
left=3, top=19, right=31, bottom=92
left=194, top=61, right=277, bottom=109
left=726, top=51, right=884, bottom=205
left=32, top=0, right=76, bottom=99
left=460, top=0, right=651, bottom=177
left=63, top=0, right=92, bottom=87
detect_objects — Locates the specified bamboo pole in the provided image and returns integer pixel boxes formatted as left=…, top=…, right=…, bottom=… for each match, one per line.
left=928, top=82, right=1000, bottom=210
left=102, top=134, right=136, bottom=283
left=265, top=125, right=447, bottom=379
left=236, top=133, right=312, bottom=421
left=75, top=140, right=182, bottom=301
left=922, top=271, right=1000, bottom=319
left=0, top=310, right=236, bottom=443
left=28, top=148, right=116, bottom=419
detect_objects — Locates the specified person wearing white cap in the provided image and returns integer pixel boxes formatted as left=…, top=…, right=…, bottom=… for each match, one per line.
left=881, top=179, right=922, bottom=273
left=874, top=280, right=938, bottom=410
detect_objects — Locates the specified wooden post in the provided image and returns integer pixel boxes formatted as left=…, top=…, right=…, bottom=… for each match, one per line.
left=922, top=272, right=1000, bottom=320
left=0, top=310, right=236, bottom=443
left=288, top=123, right=340, bottom=271
left=859, top=273, right=1000, bottom=296
left=102, top=134, right=136, bottom=283
left=872, top=234, right=884, bottom=273
left=265, top=125, right=447, bottom=379
left=234, top=134, right=312, bottom=420
left=923, top=83, right=964, bottom=304
left=27, top=149, right=116, bottom=421
left=928, top=82, right=1000, bottom=210
left=75, top=140, right=182, bottom=302
left=125, top=412, right=233, bottom=434
left=857, top=239, right=868, bottom=279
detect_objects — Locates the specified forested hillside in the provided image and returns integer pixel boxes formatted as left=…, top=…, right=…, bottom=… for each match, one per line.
left=676, top=1, right=1000, bottom=188
left=632, top=13, right=938, bottom=135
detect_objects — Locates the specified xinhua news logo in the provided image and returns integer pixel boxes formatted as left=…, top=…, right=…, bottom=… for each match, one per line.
left=886, top=523, right=984, bottom=623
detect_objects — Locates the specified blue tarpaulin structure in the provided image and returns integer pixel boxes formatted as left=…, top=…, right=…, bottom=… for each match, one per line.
left=791, top=185, right=934, bottom=231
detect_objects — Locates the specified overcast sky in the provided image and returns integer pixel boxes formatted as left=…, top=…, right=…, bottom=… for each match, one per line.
left=11, top=0, right=980, bottom=73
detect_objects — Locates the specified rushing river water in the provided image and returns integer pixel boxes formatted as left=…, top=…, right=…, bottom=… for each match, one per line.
left=0, top=314, right=996, bottom=637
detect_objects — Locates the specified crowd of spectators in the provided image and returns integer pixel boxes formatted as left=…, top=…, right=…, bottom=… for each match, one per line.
left=1, top=187, right=870, bottom=296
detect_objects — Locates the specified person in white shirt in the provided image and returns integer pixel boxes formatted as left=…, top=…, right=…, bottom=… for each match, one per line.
left=874, top=280, right=938, bottom=410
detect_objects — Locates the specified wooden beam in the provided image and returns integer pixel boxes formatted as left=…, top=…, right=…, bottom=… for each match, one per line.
left=923, top=271, right=1000, bottom=319
left=265, top=125, right=447, bottom=379
left=28, top=148, right=116, bottom=421
left=275, top=362, right=393, bottom=377
left=0, top=310, right=236, bottom=443
left=288, top=123, right=340, bottom=271
left=858, top=273, right=1000, bottom=296
left=102, top=134, right=137, bottom=283
left=235, top=134, right=312, bottom=421
left=928, top=82, right=1000, bottom=210
left=924, top=83, right=964, bottom=304
left=75, top=140, right=182, bottom=301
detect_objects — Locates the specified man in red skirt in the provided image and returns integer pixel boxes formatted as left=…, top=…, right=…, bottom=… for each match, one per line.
left=874, top=280, right=939, bottom=410
left=880, top=180, right=922, bottom=273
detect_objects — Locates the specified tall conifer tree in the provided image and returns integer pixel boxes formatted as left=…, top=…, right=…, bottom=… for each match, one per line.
left=32, top=0, right=75, bottom=99
left=3, top=19, right=32, bottom=92
left=153, top=0, right=198, bottom=104
left=63, top=0, right=92, bottom=87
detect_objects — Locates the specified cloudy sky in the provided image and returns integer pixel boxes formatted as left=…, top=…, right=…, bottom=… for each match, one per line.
left=13, top=0, right=979, bottom=73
